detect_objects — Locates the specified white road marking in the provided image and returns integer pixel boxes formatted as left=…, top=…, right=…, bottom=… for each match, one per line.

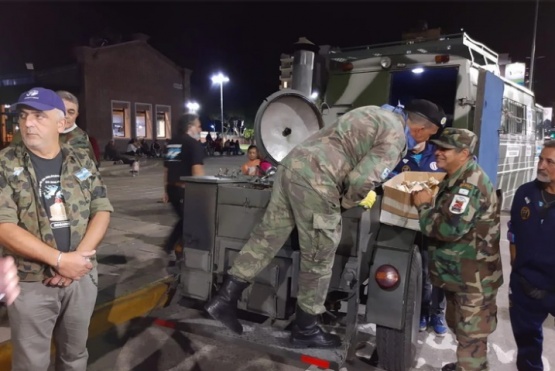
left=492, top=343, right=515, bottom=363
left=415, top=357, right=427, bottom=368
left=542, top=356, right=551, bottom=371
left=424, top=331, right=457, bottom=351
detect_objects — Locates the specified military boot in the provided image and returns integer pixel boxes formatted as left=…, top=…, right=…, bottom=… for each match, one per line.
left=290, top=305, right=341, bottom=348
left=205, top=275, right=250, bottom=335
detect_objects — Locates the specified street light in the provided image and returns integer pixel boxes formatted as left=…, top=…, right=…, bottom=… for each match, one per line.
left=211, top=72, right=229, bottom=138
left=186, top=101, right=200, bottom=114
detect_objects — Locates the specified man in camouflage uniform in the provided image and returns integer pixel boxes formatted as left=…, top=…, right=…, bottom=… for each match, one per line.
left=206, top=100, right=444, bottom=348
left=412, top=128, right=502, bottom=371
left=11, top=90, right=99, bottom=169
left=0, top=87, right=113, bottom=371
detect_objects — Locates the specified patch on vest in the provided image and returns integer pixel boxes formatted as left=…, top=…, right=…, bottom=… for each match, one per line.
left=520, top=206, right=531, bottom=220
left=380, top=167, right=391, bottom=181
left=74, top=168, right=92, bottom=181
left=401, top=165, right=411, bottom=172
left=449, top=195, right=470, bottom=214
left=458, top=188, right=470, bottom=196
left=430, top=162, right=438, bottom=171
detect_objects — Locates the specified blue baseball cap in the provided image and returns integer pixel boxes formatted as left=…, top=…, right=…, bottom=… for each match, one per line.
left=12, top=87, right=66, bottom=115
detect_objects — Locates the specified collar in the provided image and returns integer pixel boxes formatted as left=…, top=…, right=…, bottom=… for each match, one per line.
left=62, top=124, right=78, bottom=134
left=13, top=141, right=77, bottom=164
left=444, top=159, right=475, bottom=188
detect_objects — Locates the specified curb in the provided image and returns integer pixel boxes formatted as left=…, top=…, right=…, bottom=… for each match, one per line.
left=99, top=160, right=161, bottom=177
left=0, top=276, right=173, bottom=369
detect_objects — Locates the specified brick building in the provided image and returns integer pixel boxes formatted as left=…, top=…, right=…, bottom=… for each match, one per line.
left=0, top=33, right=192, bottom=152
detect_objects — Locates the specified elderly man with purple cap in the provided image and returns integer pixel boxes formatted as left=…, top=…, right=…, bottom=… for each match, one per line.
left=0, top=87, right=113, bottom=371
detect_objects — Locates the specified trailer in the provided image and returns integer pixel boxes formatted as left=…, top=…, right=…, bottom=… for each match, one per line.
left=158, top=33, right=541, bottom=371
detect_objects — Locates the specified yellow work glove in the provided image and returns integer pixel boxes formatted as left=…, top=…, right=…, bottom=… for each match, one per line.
left=359, top=190, right=377, bottom=209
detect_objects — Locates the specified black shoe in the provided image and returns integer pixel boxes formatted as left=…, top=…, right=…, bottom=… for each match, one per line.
left=290, top=305, right=341, bottom=348
left=442, top=363, right=457, bottom=371
left=205, top=275, right=250, bottom=335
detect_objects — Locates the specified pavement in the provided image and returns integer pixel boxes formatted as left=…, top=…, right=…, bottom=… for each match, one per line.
left=0, top=153, right=553, bottom=370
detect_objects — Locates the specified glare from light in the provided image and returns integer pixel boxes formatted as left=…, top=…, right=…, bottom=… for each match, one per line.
left=412, top=67, right=425, bottom=74
left=211, top=73, right=229, bottom=85
left=310, top=91, right=319, bottom=100
left=186, top=101, right=200, bottom=113
left=3, top=104, right=10, bottom=108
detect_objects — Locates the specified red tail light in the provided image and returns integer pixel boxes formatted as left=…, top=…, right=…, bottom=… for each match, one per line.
left=375, top=265, right=400, bottom=290
left=435, top=55, right=450, bottom=64
left=342, top=62, right=354, bottom=71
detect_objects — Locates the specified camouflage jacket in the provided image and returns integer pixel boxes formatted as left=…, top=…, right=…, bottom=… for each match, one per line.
left=0, top=142, right=113, bottom=281
left=418, top=160, right=503, bottom=294
left=281, top=106, right=407, bottom=209
left=12, top=125, right=99, bottom=167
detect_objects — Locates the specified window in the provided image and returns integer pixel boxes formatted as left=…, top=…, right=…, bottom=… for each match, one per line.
left=135, top=103, right=152, bottom=139
left=155, top=105, right=171, bottom=139
left=502, top=99, right=526, bottom=135
left=111, top=101, right=131, bottom=138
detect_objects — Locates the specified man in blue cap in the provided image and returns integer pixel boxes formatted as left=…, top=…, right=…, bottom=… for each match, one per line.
left=0, top=87, right=113, bottom=370
left=382, top=99, right=449, bottom=336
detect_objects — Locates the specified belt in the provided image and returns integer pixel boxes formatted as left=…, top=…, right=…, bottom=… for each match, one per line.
left=516, top=273, right=555, bottom=300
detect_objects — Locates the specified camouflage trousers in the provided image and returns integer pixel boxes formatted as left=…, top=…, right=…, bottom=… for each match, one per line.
left=444, top=290, right=498, bottom=371
left=229, top=166, right=342, bottom=315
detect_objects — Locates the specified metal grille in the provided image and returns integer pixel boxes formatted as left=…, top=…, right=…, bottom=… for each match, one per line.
left=502, top=98, right=526, bottom=134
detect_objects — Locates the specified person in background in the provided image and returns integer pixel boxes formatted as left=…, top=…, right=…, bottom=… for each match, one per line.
left=241, top=145, right=261, bottom=176
left=162, top=113, right=205, bottom=254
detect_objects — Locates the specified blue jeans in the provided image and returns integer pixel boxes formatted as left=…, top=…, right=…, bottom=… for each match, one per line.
left=420, top=238, right=446, bottom=318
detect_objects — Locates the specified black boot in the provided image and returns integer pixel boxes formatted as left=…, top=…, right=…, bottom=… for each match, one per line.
left=290, top=306, right=341, bottom=348
left=205, top=275, right=250, bottom=335
left=441, top=363, right=457, bottom=371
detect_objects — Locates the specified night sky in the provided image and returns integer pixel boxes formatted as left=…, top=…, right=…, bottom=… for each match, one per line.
left=1, top=1, right=553, bottom=121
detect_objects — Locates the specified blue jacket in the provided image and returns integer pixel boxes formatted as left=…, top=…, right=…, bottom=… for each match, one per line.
left=508, top=180, right=555, bottom=290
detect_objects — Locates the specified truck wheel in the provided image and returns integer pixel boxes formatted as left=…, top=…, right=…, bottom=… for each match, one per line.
left=375, top=246, right=422, bottom=371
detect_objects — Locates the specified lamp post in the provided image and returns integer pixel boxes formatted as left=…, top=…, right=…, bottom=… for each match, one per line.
left=211, top=73, right=229, bottom=138
left=529, top=0, right=540, bottom=90
left=186, top=101, right=200, bottom=114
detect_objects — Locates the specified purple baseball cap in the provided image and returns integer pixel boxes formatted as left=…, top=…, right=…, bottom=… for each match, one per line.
left=12, top=87, right=66, bottom=115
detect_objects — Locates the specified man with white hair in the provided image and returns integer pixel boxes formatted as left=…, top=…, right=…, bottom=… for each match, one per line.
left=0, top=87, right=113, bottom=371
left=11, top=90, right=99, bottom=168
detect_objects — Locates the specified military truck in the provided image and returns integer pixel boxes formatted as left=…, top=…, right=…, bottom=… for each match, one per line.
left=154, top=33, right=543, bottom=371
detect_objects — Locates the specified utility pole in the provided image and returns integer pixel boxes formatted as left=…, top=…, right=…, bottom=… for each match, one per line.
left=529, top=0, right=539, bottom=90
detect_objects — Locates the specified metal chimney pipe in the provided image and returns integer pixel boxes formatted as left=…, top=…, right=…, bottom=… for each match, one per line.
left=291, top=37, right=319, bottom=97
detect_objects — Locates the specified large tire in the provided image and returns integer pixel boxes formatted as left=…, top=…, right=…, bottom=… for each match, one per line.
left=375, top=246, right=422, bottom=371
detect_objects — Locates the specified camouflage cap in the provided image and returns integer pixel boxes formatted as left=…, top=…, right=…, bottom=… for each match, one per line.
left=430, top=128, right=477, bottom=153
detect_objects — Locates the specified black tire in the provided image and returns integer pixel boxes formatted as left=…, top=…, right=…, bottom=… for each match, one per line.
left=375, top=246, right=422, bottom=371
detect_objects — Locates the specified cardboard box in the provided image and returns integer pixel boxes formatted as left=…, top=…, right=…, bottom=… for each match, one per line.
left=379, top=172, right=446, bottom=229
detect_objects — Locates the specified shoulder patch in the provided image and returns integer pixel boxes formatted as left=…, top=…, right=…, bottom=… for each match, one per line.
left=458, top=188, right=470, bottom=196
left=459, top=183, right=474, bottom=190
left=449, top=195, right=470, bottom=214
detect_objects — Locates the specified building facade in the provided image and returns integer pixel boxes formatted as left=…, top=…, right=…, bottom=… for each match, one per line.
left=0, top=34, right=192, bottom=152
